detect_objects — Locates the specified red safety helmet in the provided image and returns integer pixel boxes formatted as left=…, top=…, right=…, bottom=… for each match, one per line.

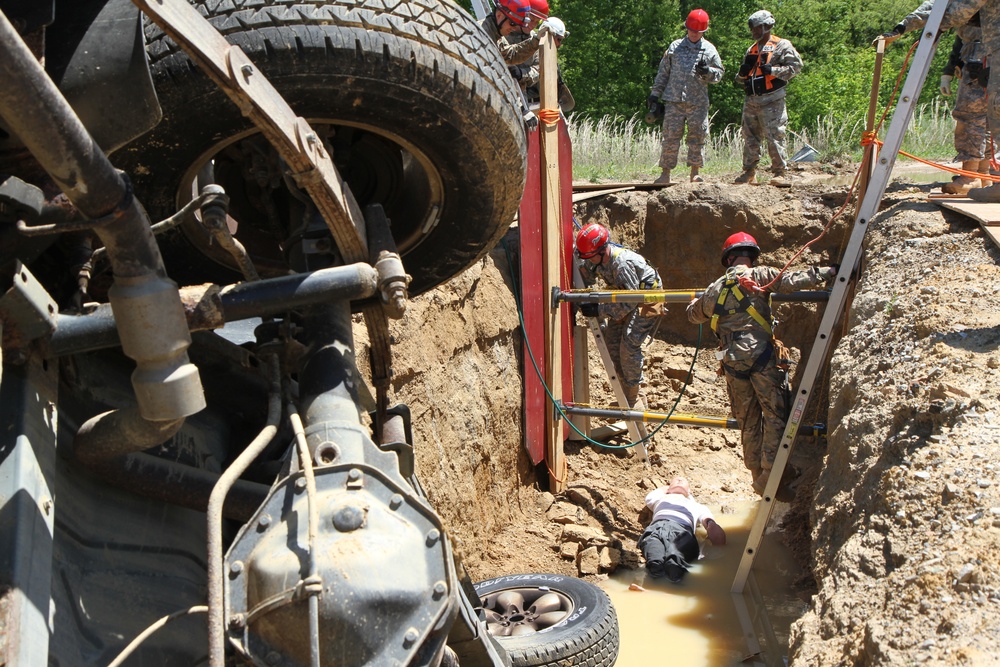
left=576, top=223, right=610, bottom=259
left=496, top=0, right=531, bottom=27
left=721, top=231, right=760, bottom=266
left=528, top=0, right=549, bottom=21
left=685, top=9, right=710, bottom=32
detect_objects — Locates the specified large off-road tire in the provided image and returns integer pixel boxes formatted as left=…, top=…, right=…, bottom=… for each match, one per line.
left=116, top=0, right=526, bottom=295
left=473, top=573, right=620, bottom=667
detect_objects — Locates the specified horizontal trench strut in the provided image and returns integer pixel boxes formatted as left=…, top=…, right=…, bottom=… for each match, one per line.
left=559, top=402, right=826, bottom=436
left=555, top=289, right=829, bottom=307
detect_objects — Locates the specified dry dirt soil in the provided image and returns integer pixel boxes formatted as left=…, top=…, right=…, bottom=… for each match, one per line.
left=355, top=163, right=1000, bottom=666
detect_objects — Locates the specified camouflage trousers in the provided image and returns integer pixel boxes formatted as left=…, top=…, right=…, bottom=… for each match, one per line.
left=723, top=357, right=789, bottom=487
left=953, top=78, right=989, bottom=162
left=659, top=100, right=710, bottom=170
left=741, top=94, right=788, bottom=173
left=603, top=309, right=657, bottom=393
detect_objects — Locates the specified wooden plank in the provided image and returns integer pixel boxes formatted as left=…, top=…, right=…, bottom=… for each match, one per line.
left=540, top=35, right=565, bottom=492
left=933, top=199, right=1000, bottom=249
left=935, top=199, right=1000, bottom=226
left=571, top=187, right=633, bottom=203
left=571, top=182, right=670, bottom=192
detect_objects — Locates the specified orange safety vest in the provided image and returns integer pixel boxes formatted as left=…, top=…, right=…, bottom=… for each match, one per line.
left=744, top=35, right=786, bottom=96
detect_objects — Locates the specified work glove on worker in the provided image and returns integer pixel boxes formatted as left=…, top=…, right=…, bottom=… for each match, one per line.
left=873, top=23, right=905, bottom=47
left=579, top=303, right=599, bottom=318
left=695, top=59, right=711, bottom=76
left=758, top=63, right=772, bottom=75
left=522, top=109, right=539, bottom=131
left=533, top=18, right=555, bottom=40
left=737, top=53, right=756, bottom=78
left=508, top=65, right=523, bottom=81
left=939, top=74, right=953, bottom=96
left=823, top=264, right=839, bottom=287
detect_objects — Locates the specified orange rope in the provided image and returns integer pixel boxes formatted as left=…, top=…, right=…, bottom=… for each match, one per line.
left=538, top=108, right=561, bottom=125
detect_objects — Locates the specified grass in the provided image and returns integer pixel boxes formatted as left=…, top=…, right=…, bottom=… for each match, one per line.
left=567, top=102, right=957, bottom=183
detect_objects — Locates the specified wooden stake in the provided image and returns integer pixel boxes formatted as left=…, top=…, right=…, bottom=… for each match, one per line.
left=539, top=33, right=565, bottom=491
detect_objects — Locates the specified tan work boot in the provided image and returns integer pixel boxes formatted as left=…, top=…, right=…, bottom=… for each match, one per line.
left=941, top=160, right=980, bottom=194
left=769, top=169, right=791, bottom=187
left=653, top=169, right=671, bottom=185
left=734, top=168, right=756, bottom=184
left=968, top=182, right=1000, bottom=202
left=690, top=166, right=704, bottom=183
left=978, top=158, right=993, bottom=186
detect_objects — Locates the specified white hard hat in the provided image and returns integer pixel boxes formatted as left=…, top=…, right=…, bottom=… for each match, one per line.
left=748, top=10, right=775, bottom=28
left=546, top=16, right=568, bottom=38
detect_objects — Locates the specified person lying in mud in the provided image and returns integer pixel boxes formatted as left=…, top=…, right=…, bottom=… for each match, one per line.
left=638, top=476, right=726, bottom=583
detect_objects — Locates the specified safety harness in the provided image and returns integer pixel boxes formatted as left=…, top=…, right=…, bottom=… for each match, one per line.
left=711, top=270, right=775, bottom=379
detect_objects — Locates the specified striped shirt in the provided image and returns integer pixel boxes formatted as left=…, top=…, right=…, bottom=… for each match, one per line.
left=644, top=488, right=714, bottom=533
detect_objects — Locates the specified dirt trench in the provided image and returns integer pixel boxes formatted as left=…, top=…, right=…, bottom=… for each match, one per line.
left=358, top=176, right=1000, bottom=665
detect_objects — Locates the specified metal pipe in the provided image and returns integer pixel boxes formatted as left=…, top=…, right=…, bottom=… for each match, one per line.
left=556, top=289, right=830, bottom=305
left=47, top=263, right=379, bottom=357
left=199, top=185, right=261, bottom=282
left=208, top=352, right=282, bottom=667
left=560, top=402, right=827, bottom=436
left=0, top=11, right=204, bottom=422
left=288, top=402, right=322, bottom=667
left=79, top=452, right=269, bottom=522
left=74, top=407, right=184, bottom=461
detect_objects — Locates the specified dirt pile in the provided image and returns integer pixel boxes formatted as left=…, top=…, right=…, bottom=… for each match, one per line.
left=360, top=175, right=1000, bottom=664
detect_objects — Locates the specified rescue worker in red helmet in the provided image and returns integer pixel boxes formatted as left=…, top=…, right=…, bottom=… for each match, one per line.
left=507, top=3, right=575, bottom=113
left=648, top=8, right=724, bottom=185
left=576, top=223, right=664, bottom=408
left=686, top=231, right=836, bottom=500
left=733, top=10, right=803, bottom=186
left=480, top=0, right=552, bottom=66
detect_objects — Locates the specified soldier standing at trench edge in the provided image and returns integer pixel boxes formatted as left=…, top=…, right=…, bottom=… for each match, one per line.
left=733, top=10, right=803, bottom=186
left=686, top=232, right=836, bottom=499
left=576, top=223, right=663, bottom=409
left=648, top=8, right=724, bottom=185
left=877, top=1, right=998, bottom=199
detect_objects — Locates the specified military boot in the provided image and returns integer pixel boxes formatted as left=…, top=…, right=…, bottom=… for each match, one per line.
left=734, top=168, right=756, bottom=184
left=653, top=169, right=671, bottom=185
left=941, top=160, right=980, bottom=194
left=690, top=166, right=704, bottom=183
left=978, top=158, right=993, bottom=187
left=968, top=182, right=1000, bottom=202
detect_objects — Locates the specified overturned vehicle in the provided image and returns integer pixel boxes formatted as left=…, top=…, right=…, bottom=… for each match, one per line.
left=0, top=0, right=619, bottom=665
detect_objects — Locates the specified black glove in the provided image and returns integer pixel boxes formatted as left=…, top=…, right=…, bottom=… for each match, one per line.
left=965, top=61, right=983, bottom=80
left=737, top=53, right=756, bottom=78
left=759, top=63, right=772, bottom=75
left=579, top=303, right=599, bottom=318
left=508, top=65, right=523, bottom=81
left=695, top=59, right=710, bottom=75
left=647, top=94, right=659, bottom=107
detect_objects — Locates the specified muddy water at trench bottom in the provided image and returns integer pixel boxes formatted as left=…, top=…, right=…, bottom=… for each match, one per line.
left=601, top=502, right=808, bottom=667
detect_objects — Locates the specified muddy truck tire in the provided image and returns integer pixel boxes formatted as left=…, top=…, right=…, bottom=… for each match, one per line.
left=116, top=0, right=526, bottom=295
left=474, top=574, right=620, bottom=667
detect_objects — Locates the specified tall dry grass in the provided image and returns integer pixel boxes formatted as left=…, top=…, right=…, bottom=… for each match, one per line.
left=567, top=103, right=956, bottom=182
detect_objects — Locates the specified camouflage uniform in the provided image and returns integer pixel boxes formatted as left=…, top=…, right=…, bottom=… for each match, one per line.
left=479, top=15, right=540, bottom=65
left=650, top=36, right=724, bottom=170
left=948, top=27, right=990, bottom=162
left=686, top=264, right=834, bottom=492
left=894, top=1, right=1000, bottom=195
left=735, top=36, right=803, bottom=174
left=578, top=246, right=662, bottom=399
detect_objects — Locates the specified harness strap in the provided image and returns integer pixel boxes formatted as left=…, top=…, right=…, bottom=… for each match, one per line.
left=710, top=280, right=772, bottom=335
left=722, top=342, right=774, bottom=380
